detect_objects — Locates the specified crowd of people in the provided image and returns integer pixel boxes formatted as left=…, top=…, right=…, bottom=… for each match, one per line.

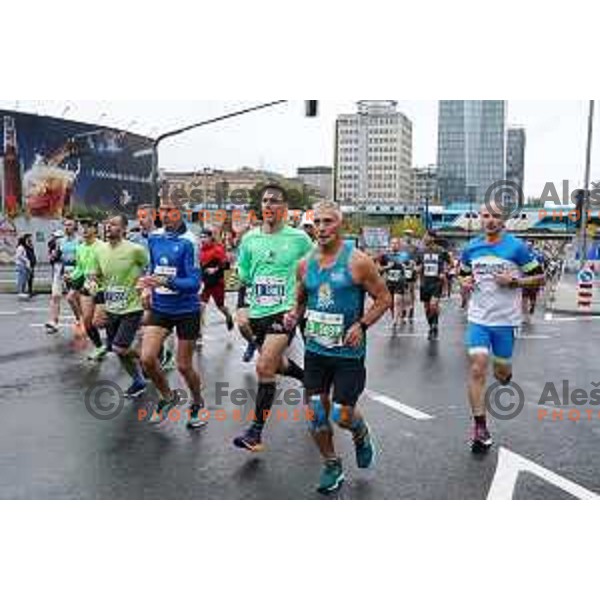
left=20, top=184, right=561, bottom=494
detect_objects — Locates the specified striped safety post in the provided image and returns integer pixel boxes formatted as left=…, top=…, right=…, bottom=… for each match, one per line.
left=577, top=266, right=594, bottom=311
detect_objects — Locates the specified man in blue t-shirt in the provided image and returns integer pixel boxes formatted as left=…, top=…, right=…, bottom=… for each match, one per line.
left=138, top=202, right=206, bottom=429
left=459, top=202, right=544, bottom=452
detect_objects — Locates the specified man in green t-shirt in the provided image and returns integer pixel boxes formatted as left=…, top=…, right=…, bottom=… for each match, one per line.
left=67, top=220, right=108, bottom=361
left=90, top=214, right=149, bottom=398
left=233, top=184, right=314, bottom=453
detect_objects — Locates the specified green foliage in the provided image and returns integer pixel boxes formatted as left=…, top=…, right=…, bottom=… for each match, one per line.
left=248, top=181, right=316, bottom=214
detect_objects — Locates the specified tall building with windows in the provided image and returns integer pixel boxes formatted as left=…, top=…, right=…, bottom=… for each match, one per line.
left=413, top=165, right=439, bottom=203
left=506, top=127, right=526, bottom=200
left=336, top=101, right=413, bottom=204
left=437, top=101, right=506, bottom=204
left=297, top=166, right=332, bottom=199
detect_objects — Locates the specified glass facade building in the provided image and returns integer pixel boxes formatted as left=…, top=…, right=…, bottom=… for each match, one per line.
left=437, top=101, right=506, bottom=204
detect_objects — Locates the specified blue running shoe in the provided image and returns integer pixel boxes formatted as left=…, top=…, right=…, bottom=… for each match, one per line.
left=355, top=426, right=375, bottom=469
left=233, top=425, right=264, bottom=452
left=125, top=380, right=147, bottom=399
left=242, top=342, right=257, bottom=363
left=317, top=459, right=344, bottom=495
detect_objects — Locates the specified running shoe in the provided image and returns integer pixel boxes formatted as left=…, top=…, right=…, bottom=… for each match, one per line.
left=149, top=399, right=175, bottom=425
left=160, top=348, right=176, bottom=372
left=187, top=404, right=209, bottom=430
left=233, top=425, right=264, bottom=452
left=355, top=427, right=375, bottom=469
left=45, top=322, right=59, bottom=334
left=242, top=342, right=257, bottom=363
left=125, top=380, right=147, bottom=399
left=470, top=423, right=493, bottom=453
left=87, top=346, right=109, bottom=362
left=317, top=459, right=345, bottom=495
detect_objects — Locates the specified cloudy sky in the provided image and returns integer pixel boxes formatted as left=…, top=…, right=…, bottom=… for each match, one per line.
left=2, top=100, right=598, bottom=199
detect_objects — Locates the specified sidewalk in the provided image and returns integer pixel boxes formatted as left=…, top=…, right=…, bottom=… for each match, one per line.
left=547, top=272, right=600, bottom=315
left=0, top=264, right=52, bottom=294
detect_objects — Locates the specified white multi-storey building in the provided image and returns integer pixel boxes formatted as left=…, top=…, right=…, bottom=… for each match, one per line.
left=336, top=101, right=413, bottom=204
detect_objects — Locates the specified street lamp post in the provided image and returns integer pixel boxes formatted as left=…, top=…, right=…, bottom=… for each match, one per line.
left=580, top=100, right=596, bottom=265
left=150, top=100, right=302, bottom=207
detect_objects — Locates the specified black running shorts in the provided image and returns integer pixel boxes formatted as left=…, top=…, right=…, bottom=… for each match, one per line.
left=147, top=310, right=201, bottom=341
left=106, top=311, right=144, bottom=350
left=420, top=280, right=443, bottom=303
left=249, top=312, right=295, bottom=348
left=304, top=351, right=367, bottom=407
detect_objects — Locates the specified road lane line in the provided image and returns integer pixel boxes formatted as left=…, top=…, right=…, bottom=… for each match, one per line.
left=487, top=448, right=599, bottom=500
left=367, top=391, right=435, bottom=421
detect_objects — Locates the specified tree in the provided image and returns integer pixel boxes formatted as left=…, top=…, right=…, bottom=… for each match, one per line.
left=248, top=180, right=315, bottom=214
left=390, top=216, right=425, bottom=239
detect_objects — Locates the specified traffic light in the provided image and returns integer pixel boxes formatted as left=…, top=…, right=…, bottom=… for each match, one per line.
left=305, top=101, right=319, bottom=117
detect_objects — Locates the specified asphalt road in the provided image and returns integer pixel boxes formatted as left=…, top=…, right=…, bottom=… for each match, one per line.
left=1, top=292, right=599, bottom=500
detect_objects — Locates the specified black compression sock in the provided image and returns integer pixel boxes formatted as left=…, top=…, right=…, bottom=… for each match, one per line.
left=282, top=359, right=304, bottom=383
left=87, top=326, right=102, bottom=348
left=474, top=415, right=487, bottom=427
left=254, top=382, right=277, bottom=427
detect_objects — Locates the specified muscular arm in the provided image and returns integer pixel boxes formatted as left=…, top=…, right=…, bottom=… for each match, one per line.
left=293, top=260, right=308, bottom=319
left=351, top=251, right=392, bottom=328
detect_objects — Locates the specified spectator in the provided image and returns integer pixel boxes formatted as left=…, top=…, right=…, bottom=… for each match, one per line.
left=15, top=235, right=31, bottom=299
left=24, top=234, right=37, bottom=297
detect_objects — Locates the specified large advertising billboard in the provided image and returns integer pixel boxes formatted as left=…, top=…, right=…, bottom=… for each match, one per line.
left=0, top=110, right=153, bottom=220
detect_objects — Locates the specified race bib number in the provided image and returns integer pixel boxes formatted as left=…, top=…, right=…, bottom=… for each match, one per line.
left=154, top=265, right=177, bottom=295
left=424, top=263, right=439, bottom=277
left=106, top=286, right=127, bottom=312
left=387, top=269, right=403, bottom=282
left=254, top=276, right=286, bottom=307
left=306, top=310, right=344, bottom=348
left=404, top=268, right=413, bottom=280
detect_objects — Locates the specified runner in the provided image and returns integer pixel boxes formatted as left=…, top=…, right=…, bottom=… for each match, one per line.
left=459, top=202, right=544, bottom=452
left=89, top=215, right=149, bottom=398
left=68, top=219, right=108, bottom=360
left=138, top=202, right=207, bottom=429
left=402, top=231, right=418, bottom=323
left=380, top=237, right=413, bottom=326
left=45, top=215, right=81, bottom=334
left=233, top=226, right=258, bottom=363
left=521, top=240, right=544, bottom=322
left=199, top=228, right=235, bottom=333
left=415, top=230, right=450, bottom=340
left=232, top=184, right=314, bottom=452
left=286, top=201, right=391, bottom=494
left=131, top=204, right=175, bottom=371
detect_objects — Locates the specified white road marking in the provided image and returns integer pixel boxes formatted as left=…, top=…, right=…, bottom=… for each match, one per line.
left=547, top=315, right=600, bottom=322
left=367, top=391, right=435, bottom=421
left=0, top=311, right=18, bottom=316
left=516, top=334, right=553, bottom=340
left=487, top=447, right=599, bottom=500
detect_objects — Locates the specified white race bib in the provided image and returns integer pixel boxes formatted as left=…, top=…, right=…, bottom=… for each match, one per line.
left=424, top=263, right=439, bottom=277
left=106, top=286, right=127, bottom=312
left=306, top=310, right=344, bottom=348
left=154, top=265, right=177, bottom=295
left=254, top=276, right=286, bottom=307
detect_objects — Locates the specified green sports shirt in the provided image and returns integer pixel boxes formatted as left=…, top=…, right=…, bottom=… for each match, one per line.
left=92, top=240, right=149, bottom=314
left=237, top=225, right=314, bottom=319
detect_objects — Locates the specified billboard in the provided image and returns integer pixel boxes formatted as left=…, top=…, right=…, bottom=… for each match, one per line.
left=0, top=110, right=153, bottom=220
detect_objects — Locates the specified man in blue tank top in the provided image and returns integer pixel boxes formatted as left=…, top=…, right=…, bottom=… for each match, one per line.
left=286, top=201, right=392, bottom=495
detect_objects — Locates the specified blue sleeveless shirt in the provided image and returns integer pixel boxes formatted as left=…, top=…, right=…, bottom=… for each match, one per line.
left=305, top=241, right=365, bottom=359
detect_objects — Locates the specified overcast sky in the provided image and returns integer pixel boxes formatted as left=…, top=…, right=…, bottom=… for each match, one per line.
left=2, top=100, right=598, bottom=199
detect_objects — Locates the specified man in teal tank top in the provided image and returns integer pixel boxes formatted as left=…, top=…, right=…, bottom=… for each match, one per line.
left=233, top=184, right=314, bottom=453
left=286, top=201, right=391, bottom=495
